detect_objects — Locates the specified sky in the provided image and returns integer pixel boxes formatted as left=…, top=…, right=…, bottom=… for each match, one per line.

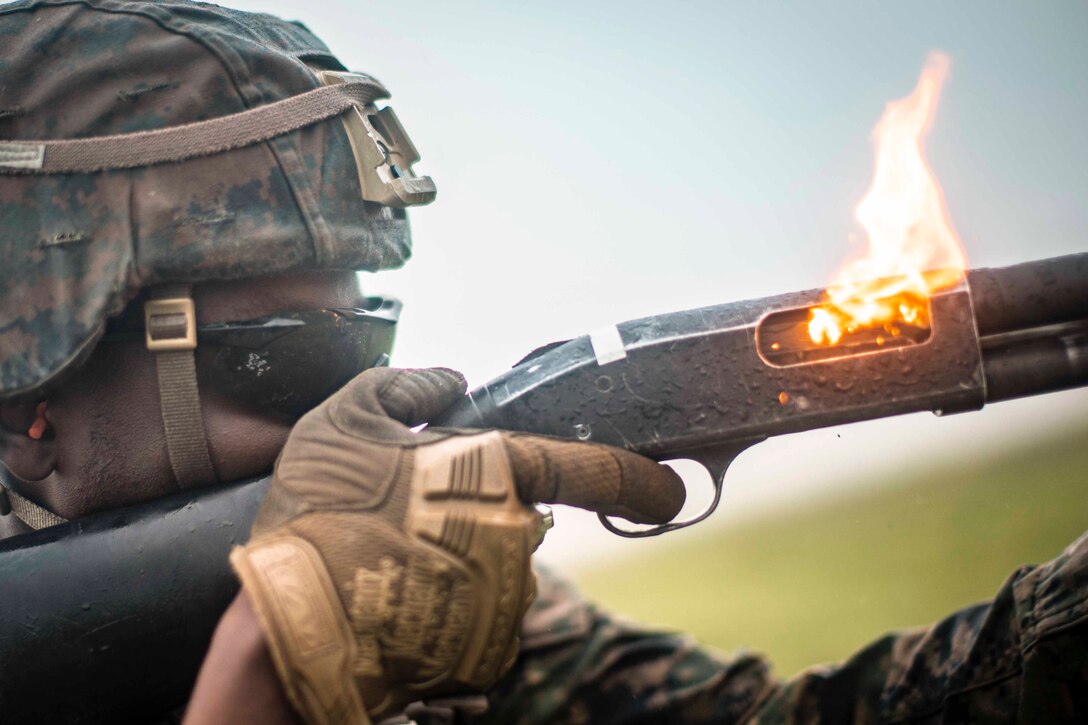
left=224, top=0, right=1087, bottom=566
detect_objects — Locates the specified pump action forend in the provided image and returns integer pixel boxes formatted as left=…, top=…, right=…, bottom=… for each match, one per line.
left=434, top=252, right=1088, bottom=536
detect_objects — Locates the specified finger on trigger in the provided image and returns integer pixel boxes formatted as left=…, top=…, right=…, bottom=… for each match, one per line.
left=502, top=435, right=685, bottom=525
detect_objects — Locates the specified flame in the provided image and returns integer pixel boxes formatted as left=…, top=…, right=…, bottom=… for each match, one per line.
left=809, top=52, right=966, bottom=346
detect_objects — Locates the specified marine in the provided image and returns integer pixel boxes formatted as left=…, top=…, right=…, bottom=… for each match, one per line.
left=0, top=1, right=1085, bottom=722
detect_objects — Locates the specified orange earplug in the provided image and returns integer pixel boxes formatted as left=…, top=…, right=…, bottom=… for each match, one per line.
left=27, top=401, right=48, bottom=441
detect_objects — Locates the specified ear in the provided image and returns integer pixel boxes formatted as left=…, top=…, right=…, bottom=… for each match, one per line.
left=0, top=400, right=57, bottom=482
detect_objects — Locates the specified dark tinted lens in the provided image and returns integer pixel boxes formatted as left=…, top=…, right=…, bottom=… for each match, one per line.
left=100, top=298, right=399, bottom=417
left=200, top=305, right=397, bottom=417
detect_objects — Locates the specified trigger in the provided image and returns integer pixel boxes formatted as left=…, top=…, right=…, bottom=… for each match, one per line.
left=598, top=435, right=766, bottom=538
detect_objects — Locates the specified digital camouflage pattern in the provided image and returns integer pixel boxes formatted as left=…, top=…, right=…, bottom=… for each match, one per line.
left=0, top=0, right=414, bottom=400
left=440, top=533, right=1088, bottom=724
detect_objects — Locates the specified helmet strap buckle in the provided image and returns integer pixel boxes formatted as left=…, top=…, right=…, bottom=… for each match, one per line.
left=146, top=285, right=217, bottom=489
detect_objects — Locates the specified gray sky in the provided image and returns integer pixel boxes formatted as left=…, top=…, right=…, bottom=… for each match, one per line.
left=226, top=0, right=1087, bottom=566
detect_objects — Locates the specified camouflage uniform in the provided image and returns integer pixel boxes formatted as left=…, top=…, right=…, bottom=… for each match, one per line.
left=458, top=532, right=1088, bottom=724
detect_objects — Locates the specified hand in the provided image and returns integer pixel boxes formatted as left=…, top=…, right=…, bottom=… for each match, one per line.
left=231, top=367, right=684, bottom=724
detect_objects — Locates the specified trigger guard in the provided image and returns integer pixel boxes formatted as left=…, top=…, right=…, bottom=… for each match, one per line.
left=597, top=436, right=765, bottom=537
left=597, top=469, right=724, bottom=538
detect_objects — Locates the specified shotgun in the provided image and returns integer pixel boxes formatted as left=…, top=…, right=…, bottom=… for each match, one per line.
left=433, top=252, right=1088, bottom=535
left=0, top=252, right=1084, bottom=720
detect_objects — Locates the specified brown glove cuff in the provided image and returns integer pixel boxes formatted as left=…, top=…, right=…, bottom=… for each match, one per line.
left=230, top=538, right=371, bottom=725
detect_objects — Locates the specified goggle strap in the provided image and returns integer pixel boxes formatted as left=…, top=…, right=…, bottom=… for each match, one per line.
left=149, top=285, right=218, bottom=489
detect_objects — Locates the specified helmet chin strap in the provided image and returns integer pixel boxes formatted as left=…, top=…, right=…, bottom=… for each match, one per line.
left=145, top=285, right=218, bottom=489
left=0, top=285, right=217, bottom=531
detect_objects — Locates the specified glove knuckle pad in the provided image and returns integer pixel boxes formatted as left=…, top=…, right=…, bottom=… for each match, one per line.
left=404, top=432, right=540, bottom=688
left=238, top=430, right=542, bottom=722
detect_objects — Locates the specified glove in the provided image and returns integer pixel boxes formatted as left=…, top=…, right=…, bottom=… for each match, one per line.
left=230, top=367, right=684, bottom=724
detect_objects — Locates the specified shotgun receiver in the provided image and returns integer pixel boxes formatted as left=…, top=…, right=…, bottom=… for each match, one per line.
left=434, top=253, right=1088, bottom=535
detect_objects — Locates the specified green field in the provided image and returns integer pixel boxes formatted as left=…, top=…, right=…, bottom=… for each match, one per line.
left=574, top=421, right=1088, bottom=677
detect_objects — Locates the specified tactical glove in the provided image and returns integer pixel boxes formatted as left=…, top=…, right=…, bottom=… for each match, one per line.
left=230, top=367, right=684, bottom=724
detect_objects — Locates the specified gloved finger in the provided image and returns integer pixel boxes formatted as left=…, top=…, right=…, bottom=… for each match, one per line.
left=502, top=434, right=685, bottom=525
left=325, top=367, right=468, bottom=438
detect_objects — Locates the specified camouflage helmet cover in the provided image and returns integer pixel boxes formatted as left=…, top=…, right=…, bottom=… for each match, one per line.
left=0, top=0, right=425, bottom=399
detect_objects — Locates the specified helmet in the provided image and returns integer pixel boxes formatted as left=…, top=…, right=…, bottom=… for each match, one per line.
left=0, top=0, right=434, bottom=491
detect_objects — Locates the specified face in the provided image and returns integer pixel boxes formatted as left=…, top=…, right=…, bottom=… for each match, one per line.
left=0, top=271, right=364, bottom=531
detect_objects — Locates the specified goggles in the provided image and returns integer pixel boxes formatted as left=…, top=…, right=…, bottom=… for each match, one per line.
left=103, top=296, right=400, bottom=417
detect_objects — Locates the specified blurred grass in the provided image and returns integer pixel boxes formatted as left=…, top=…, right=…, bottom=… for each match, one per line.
left=574, top=421, right=1088, bottom=677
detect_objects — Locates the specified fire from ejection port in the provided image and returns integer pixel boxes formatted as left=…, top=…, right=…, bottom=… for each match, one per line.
left=807, top=52, right=967, bottom=349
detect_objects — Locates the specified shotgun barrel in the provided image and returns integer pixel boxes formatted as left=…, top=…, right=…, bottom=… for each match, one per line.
left=969, top=253, right=1088, bottom=403
left=969, top=253, right=1088, bottom=336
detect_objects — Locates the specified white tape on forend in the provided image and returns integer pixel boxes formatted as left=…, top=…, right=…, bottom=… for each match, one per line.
left=589, top=325, right=627, bottom=366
